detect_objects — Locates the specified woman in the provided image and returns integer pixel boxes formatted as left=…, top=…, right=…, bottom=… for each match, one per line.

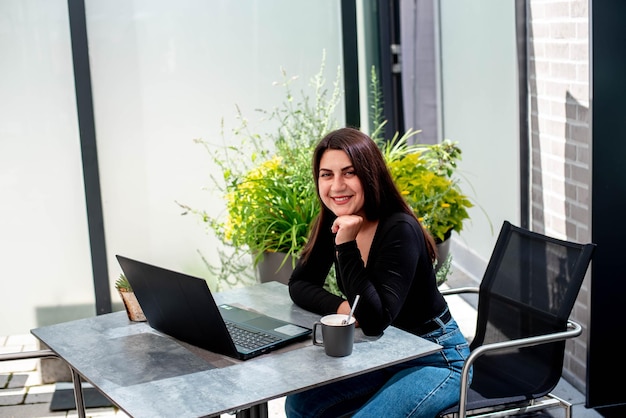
left=286, top=127, right=471, bottom=417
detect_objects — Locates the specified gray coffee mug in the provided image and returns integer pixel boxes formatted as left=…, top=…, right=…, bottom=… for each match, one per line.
left=312, top=314, right=356, bottom=357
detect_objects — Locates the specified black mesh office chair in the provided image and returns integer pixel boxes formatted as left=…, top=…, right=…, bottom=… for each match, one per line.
left=438, top=221, right=596, bottom=418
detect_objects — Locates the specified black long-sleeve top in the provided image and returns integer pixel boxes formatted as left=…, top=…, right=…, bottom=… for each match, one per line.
left=288, top=212, right=448, bottom=337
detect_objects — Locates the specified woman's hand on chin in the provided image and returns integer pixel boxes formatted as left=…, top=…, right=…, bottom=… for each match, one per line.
left=331, top=215, right=363, bottom=245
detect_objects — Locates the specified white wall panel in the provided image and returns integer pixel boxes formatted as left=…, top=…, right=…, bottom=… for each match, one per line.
left=439, top=0, right=520, bottom=280
left=0, top=0, right=95, bottom=334
left=0, top=0, right=344, bottom=334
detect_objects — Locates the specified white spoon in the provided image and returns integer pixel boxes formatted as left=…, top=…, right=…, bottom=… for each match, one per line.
left=342, top=295, right=360, bottom=325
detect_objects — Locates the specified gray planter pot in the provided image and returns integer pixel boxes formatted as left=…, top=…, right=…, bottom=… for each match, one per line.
left=435, top=237, right=451, bottom=273
left=256, top=252, right=296, bottom=285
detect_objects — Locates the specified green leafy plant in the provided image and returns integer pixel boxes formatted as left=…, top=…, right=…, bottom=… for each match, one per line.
left=178, top=53, right=341, bottom=288
left=115, top=274, right=132, bottom=293
left=222, top=153, right=318, bottom=263
left=435, top=249, right=453, bottom=286
left=386, top=142, right=472, bottom=242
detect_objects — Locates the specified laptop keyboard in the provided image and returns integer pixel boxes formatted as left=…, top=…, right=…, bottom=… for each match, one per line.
left=225, top=321, right=281, bottom=351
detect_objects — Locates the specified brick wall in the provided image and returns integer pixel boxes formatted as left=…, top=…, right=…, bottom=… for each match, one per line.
left=527, top=0, right=591, bottom=390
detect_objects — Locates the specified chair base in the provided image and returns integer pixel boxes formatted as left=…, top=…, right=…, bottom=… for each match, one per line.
left=440, top=393, right=572, bottom=418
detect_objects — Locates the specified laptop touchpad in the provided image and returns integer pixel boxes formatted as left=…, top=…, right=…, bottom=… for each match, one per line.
left=244, top=316, right=285, bottom=330
left=245, top=317, right=309, bottom=336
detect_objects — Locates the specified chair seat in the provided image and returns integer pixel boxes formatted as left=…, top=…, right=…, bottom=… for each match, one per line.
left=439, top=391, right=568, bottom=417
left=469, top=353, right=559, bottom=398
left=438, top=388, right=534, bottom=416
left=438, top=360, right=557, bottom=416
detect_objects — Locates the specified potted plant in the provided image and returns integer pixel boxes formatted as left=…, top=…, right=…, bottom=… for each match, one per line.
left=221, top=151, right=318, bottom=283
left=178, top=54, right=341, bottom=288
left=368, top=126, right=471, bottom=284
left=115, top=274, right=146, bottom=322
left=385, top=139, right=472, bottom=284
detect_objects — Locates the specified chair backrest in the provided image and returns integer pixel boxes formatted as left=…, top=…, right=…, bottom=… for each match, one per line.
left=470, top=221, right=595, bottom=399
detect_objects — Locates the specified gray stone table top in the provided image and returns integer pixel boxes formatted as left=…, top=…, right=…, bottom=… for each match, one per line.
left=32, top=281, right=441, bottom=418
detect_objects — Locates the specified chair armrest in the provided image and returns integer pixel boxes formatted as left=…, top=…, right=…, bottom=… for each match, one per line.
left=439, top=286, right=479, bottom=296
left=468, top=319, right=581, bottom=359
left=455, top=320, right=582, bottom=417
left=0, top=349, right=58, bottom=362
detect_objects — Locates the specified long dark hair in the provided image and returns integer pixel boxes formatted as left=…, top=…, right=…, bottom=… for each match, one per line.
left=301, top=127, right=437, bottom=262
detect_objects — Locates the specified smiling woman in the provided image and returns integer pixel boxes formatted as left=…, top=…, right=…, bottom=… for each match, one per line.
left=285, top=127, right=471, bottom=418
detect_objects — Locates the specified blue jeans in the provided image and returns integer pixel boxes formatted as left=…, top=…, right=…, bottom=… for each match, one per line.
left=285, top=317, right=471, bottom=418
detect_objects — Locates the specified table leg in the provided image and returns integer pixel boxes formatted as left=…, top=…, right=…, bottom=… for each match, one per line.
left=235, top=402, right=269, bottom=418
left=70, top=367, right=87, bottom=418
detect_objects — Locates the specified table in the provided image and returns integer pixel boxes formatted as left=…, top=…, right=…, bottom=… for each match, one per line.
left=32, top=282, right=442, bottom=418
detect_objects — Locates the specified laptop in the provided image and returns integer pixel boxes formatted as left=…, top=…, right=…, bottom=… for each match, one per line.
left=116, top=255, right=312, bottom=360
